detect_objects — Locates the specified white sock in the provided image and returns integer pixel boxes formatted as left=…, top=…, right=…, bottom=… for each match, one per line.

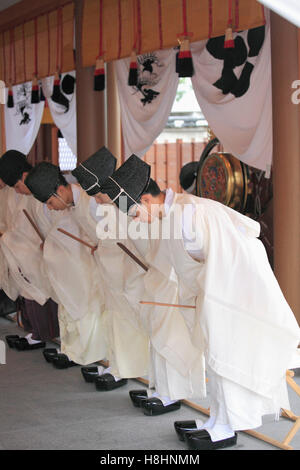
left=102, top=366, right=122, bottom=382
left=97, top=365, right=105, bottom=375
left=151, top=392, right=177, bottom=407
left=195, top=418, right=204, bottom=429
left=205, top=424, right=235, bottom=442
left=25, top=333, right=42, bottom=345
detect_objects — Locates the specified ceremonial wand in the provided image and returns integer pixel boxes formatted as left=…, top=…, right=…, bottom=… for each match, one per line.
left=57, top=228, right=98, bottom=255
left=116, top=242, right=149, bottom=272
left=23, top=209, right=45, bottom=242
left=116, top=243, right=195, bottom=309
left=140, top=301, right=196, bottom=309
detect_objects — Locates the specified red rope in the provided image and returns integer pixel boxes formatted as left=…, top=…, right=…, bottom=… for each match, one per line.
left=136, top=0, right=142, bottom=54
left=47, top=13, right=50, bottom=76
left=12, top=27, right=16, bottom=84
left=34, top=18, right=38, bottom=76
left=177, top=0, right=192, bottom=39
left=235, top=0, right=239, bottom=31
left=22, top=23, right=26, bottom=82
left=60, top=7, right=63, bottom=70
left=2, top=32, right=6, bottom=83
left=157, top=0, right=163, bottom=50
left=9, top=29, right=13, bottom=83
left=208, top=0, right=213, bottom=38
left=98, top=0, right=103, bottom=59
left=261, top=4, right=266, bottom=24
left=228, top=0, right=233, bottom=27
left=56, top=9, right=60, bottom=70
left=132, top=0, right=137, bottom=50
left=118, top=0, right=122, bottom=59
left=182, top=0, right=187, bottom=36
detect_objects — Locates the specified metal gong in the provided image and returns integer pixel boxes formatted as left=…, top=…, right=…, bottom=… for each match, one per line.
left=196, top=138, right=249, bottom=213
left=195, top=136, right=273, bottom=266
left=196, top=151, right=249, bottom=213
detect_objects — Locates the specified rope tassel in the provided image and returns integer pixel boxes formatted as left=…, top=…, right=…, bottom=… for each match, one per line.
left=31, top=76, right=40, bottom=104
left=7, top=85, right=14, bottom=108
left=176, top=38, right=194, bottom=77
left=224, top=0, right=235, bottom=49
left=94, top=57, right=105, bottom=91
left=51, top=71, right=61, bottom=101
left=128, top=50, right=138, bottom=86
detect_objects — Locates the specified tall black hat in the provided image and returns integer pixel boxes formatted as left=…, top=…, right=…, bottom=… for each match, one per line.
left=71, top=146, right=117, bottom=196
left=99, top=155, right=151, bottom=213
left=25, top=162, right=62, bottom=203
left=179, top=161, right=198, bottom=191
left=0, top=150, right=32, bottom=187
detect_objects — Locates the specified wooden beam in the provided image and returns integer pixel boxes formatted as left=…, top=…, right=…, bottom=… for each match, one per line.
left=0, top=0, right=72, bottom=33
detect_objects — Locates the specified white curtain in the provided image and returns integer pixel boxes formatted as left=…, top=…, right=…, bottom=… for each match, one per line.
left=41, top=71, right=77, bottom=156
left=115, top=49, right=179, bottom=159
left=4, top=82, right=44, bottom=155
left=190, top=11, right=272, bottom=175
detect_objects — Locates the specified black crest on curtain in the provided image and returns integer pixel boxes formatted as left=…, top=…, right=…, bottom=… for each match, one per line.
left=206, top=25, right=265, bottom=97
left=130, top=53, right=162, bottom=106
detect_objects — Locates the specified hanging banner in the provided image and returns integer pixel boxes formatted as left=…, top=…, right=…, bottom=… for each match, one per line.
left=190, top=10, right=272, bottom=175
left=4, top=82, right=45, bottom=155
left=115, top=48, right=179, bottom=159
left=41, top=71, right=77, bottom=156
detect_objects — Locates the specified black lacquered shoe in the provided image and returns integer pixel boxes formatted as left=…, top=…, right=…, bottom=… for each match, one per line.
left=5, top=335, right=20, bottom=348
left=52, top=353, right=78, bottom=369
left=129, top=389, right=148, bottom=407
left=43, top=348, right=59, bottom=363
left=184, top=429, right=238, bottom=450
left=15, top=338, right=46, bottom=351
left=94, top=373, right=128, bottom=391
left=174, top=420, right=198, bottom=441
left=140, top=398, right=181, bottom=416
left=81, top=366, right=101, bottom=383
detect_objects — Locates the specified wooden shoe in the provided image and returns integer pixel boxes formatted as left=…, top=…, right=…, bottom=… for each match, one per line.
left=129, top=389, right=148, bottom=407
left=184, top=429, right=238, bottom=450
left=140, top=398, right=181, bottom=416
left=174, top=420, right=198, bottom=441
left=94, top=373, right=127, bottom=391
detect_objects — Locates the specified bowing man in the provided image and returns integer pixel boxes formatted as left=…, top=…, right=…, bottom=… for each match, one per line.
left=71, top=152, right=150, bottom=391
left=24, top=161, right=107, bottom=370
left=99, top=167, right=300, bottom=450
left=0, top=150, right=59, bottom=351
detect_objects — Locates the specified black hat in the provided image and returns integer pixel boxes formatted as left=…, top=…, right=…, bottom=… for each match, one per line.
left=0, top=150, right=32, bottom=187
left=179, top=161, right=198, bottom=191
left=100, top=155, right=151, bottom=213
left=25, top=162, right=62, bottom=203
left=61, top=74, right=76, bottom=95
left=71, top=146, right=117, bottom=196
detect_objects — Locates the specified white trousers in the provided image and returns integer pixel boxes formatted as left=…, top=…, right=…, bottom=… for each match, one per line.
left=203, top=365, right=290, bottom=441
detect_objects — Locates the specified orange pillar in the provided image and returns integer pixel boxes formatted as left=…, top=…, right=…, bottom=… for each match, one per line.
left=270, top=12, right=300, bottom=325
left=75, top=0, right=107, bottom=164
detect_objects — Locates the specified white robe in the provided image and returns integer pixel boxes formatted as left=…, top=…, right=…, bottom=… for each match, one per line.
left=0, top=193, right=52, bottom=305
left=42, top=198, right=106, bottom=365
left=157, top=191, right=300, bottom=425
left=0, top=186, right=19, bottom=299
left=75, top=190, right=149, bottom=379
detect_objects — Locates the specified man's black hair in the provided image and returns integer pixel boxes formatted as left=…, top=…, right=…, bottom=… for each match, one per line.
left=142, top=178, right=161, bottom=196
left=57, top=172, right=68, bottom=188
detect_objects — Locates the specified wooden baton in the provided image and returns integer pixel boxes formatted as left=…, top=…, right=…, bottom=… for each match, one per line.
left=57, top=228, right=98, bottom=254
left=140, top=300, right=196, bottom=309
left=23, top=209, right=45, bottom=242
left=117, top=242, right=149, bottom=272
